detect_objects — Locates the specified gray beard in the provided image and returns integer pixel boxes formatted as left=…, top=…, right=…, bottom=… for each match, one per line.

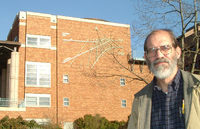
left=147, top=55, right=177, bottom=79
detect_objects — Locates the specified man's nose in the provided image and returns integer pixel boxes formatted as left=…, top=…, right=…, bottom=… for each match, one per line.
left=156, top=49, right=164, bottom=58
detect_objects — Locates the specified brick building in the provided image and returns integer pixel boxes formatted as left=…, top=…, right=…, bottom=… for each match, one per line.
left=177, top=24, right=200, bottom=74
left=0, top=11, right=152, bottom=128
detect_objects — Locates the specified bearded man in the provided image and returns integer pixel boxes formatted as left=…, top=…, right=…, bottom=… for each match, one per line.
left=128, top=29, right=200, bottom=129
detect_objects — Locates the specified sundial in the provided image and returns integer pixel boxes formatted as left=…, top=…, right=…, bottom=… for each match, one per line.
left=62, top=27, right=123, bottom=68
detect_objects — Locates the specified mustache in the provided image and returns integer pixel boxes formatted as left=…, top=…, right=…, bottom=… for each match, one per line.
left=153, top=58, right=169, bottom=65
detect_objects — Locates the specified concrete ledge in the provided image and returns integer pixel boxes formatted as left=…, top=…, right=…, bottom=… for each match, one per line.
left=0, top=107, right=26, bottom=111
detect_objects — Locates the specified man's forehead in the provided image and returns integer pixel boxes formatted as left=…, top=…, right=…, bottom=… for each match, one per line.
left=148, top=30, right=170, bottom=39
left=146, top=31, right=171, bottom=44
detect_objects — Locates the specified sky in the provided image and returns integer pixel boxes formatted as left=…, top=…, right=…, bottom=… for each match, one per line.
left=0, top=0, right=143, bottom=50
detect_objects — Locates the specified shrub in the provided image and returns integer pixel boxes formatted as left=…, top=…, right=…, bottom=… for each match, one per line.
left=74, top=114, right=129, bottom=129
left=0, top=115, right=61, bottom=129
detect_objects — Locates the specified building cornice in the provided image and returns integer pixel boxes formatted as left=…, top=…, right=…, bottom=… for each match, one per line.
left=19, top=11, right=130, bottom=28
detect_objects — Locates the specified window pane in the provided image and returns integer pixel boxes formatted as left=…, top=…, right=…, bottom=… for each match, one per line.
left=27, top=73, right=37, bottom=77
left=39, top=77, right=50, bottom=86
left=27, top=64, right=37, bottom=69
left=120, top=78, right=125, bottom=81
left=63, top=75, right=69, bottom=83
left=39, top=65, right=50, bottom=86
left=27, top=69, right=37, bottom=73
left=26, top=97, right=37, bottom=106
left=63, top=75, right=68, bottom=79
left=39, top=81, right=50, bottom=86
left=121, top=100, right=126, bottom=107
left=39, top=97, right=50, bottom=106
left=63, top=79, right=69, bottom=83
left=39, top=102, right=50, bottom=105
left=26, top=64, right=37, bottom=85
left=122, top=104, right=126, bottom=107
left=39, top=64, right=50, bottom=68
left=26, top=97, right=37, bottom=101
left=26, top=101, right=37, bottom=105
left=64, top=98, right=69, bottom=101
left=26, top=80, right=37, bottom=85
left=39, top=97, right=50, bottom=101
left=64, top=98, right=69, bottom=106
left=120, top=78, right=125, bottom=86
left=26, top=62, right=50, bottom=87
left=40, top=38, right=50, bottom=46
left=27, top=37, right=37, bottom=45
left=39, top=74, right=50, bottom=78
left=64, top=102, right=69, bottom=106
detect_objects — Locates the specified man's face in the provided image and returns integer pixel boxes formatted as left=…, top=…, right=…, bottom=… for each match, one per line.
left=144, top=31, right=181, bottom=79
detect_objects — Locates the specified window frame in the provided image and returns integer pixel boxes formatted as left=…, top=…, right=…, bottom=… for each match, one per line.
left=25, top=94, right=51, bottom=107
left=63, top=98, right=69, bottom=107
left=121, top=99, right=127, bottom=108
left=120, top=78, right=125, bottom=86
left=63, top=75, right=69, bottom=84
left=26, top=34, right=51, bottom=48
left=25, top=61, right=51, bottom=87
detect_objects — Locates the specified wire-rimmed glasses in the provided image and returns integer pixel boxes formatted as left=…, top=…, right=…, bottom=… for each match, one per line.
left=146, top=45, right=174, bottom=58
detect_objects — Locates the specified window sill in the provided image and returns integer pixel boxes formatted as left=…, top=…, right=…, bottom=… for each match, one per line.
left=25, top=85, right=51, bottom=88
left=21, top=44, right=56, bottom=50
left=25, top=106, right=51, bottom=108
left=0, top=107, right=26, bottom=111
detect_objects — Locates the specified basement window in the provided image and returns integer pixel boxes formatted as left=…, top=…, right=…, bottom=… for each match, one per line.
left=26, top=34, right=51, bottom=48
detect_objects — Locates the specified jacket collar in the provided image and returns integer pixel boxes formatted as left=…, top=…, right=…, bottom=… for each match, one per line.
left=181, top=70, right=200, bottom=127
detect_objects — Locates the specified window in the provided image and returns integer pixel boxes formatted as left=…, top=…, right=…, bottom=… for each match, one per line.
left=63, top=75, right=69, bottom=83
left=121, top=99, right=126, bottom=108
left=120, top=78, right=125, bottom=86
left=26, top=119, right=50, bottom=125
left=26, top=62, right=51, bottom=87
left=184, top=65, right=189, bottom=71
left=63, top=98, right=69, bottom=106
left=25, top=94, right=51, bottom=107
left=26, top=34, right=51, bottom=47
left=191, top=47, right=196, bottom=51
left=195, top=62, right=198, bottom=68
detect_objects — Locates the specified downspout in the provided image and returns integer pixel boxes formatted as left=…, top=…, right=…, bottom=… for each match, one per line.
left=24, top=12, right=27, bottom=100
left=56, top=15, right=59, bottom=124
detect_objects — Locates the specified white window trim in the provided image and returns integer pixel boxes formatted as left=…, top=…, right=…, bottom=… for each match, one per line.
left=26, top=34, right=51, bottom=48
left=121, top=99, right=127, bottom=108
left=25, top=93, right=51, bottom=107
left=120, top=78, right=125, bottom=86
left=63, top=98, right=69, bottom=106
left=25, top=61, right=51, bottom=87
left=26, top=118, right=50, bottom=125
left=63, top=75, right=69, bottom=83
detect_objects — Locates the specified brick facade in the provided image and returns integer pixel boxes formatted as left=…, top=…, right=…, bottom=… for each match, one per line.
left=1, top=11, right=153, bottom=127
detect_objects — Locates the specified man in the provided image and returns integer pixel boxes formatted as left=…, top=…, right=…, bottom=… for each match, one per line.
left=128, top=29, right=200, bottom=129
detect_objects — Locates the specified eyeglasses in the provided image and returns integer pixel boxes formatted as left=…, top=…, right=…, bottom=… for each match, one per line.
left=146, top=45, right=174, bottom=58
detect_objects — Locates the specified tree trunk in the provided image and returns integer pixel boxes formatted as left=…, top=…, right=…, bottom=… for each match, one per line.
left=190, top=0, right=199, bottom=73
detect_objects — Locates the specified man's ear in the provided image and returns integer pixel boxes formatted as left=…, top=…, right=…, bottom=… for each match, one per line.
left=175, top=46, right=182, bottom=59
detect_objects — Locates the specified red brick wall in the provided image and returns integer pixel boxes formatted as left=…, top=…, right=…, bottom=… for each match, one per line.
left=56, top=17, right=153, bottom=122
